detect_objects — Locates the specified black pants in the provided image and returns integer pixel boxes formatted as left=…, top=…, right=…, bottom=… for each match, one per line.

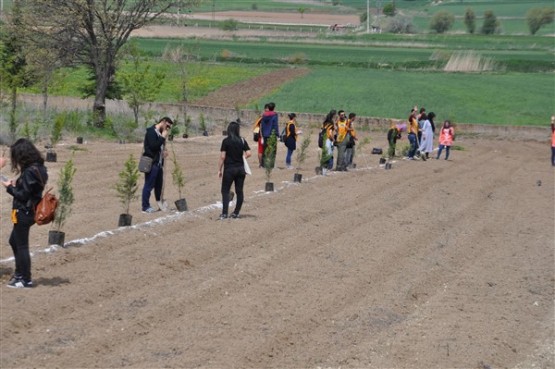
left=9, top=210, right=35, bottom=281
left=221, top=166, right=246, bottom=216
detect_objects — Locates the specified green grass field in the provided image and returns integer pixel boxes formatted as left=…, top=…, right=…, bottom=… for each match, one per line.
left=250, top=67, right=554, bottom=126
left=5, top=0, right=554, bottom=128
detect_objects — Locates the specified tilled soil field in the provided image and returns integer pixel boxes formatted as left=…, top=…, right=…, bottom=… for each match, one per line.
left=0, top=132, right=553, bottom=368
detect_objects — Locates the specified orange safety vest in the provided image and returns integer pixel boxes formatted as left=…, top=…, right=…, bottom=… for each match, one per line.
left=336, top=119, right=348, bottom=142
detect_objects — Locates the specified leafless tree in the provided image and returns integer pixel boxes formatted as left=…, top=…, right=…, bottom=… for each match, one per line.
left=21, top=0, right=199, bottom=128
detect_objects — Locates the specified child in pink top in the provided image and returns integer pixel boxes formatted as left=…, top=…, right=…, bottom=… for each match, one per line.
left=436, top=120, right=455, bottom=160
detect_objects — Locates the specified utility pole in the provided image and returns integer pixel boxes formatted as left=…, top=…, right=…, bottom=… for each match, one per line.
left=366, top=0, right=370, bottom=33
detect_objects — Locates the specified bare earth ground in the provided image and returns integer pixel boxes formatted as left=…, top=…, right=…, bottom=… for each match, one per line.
left=1, top=12, right=554, bottom=368
left=0, top=133, right=553, bottom=368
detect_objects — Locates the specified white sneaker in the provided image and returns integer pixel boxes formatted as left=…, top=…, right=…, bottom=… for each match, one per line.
left=157, top=201, right=168, bottom=211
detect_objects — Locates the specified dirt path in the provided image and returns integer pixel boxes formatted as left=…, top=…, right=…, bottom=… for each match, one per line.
left=0, top=133, right=553, bottom=368
left=195, top=67, right=311, bottom=108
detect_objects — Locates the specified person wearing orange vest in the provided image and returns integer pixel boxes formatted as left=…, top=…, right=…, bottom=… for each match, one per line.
left=335, top=110, right=349, bottom=171
left=551, top=115, right=555, bottom=167
left=436, top=120, right=455, bottom=160
left=284, top=113, right=299, bottom=169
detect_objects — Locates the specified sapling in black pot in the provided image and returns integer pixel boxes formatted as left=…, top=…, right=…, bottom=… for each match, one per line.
left=294, top=134, right=310, bottom=183
left=115, top=155, right=139, bottom=226
left=170, top=142, right=187, bottom=212
left=48, top=159, right=76, bottom=246
left=46, top=114, right=64, bottom=162
left=264, top=132, right=277, bottom=191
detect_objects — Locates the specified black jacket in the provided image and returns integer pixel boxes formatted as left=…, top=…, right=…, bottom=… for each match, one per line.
left=143, top=125, right=166, bottom=165
left=7, top=164, right=47, bottom=212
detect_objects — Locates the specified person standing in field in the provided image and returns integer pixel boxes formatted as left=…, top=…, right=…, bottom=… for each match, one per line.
left=387, top=122, right=402, bottom=159
left=141, top=116, right=173, bottom=213
left=218, top=121, right=251, bottom=220
left=260, top=102, right=279, bottom=169
left=407, top=107, right=419, bottom=160
left=252, top=107, right=265, bottom=168
left=335, top=110, right=349, bottom=171
left=345, top=112, right=358, bottom=168
left=284, top=113, right=299, bottom=169
left=418, top=113, right=434, bottom=159
left=436, top=120, right=455, bottom=160
left=321, top=110, right=336, bottom=170
left=2, top=138, right=48, bottom=288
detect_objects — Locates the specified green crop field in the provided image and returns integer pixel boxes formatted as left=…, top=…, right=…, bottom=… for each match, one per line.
left=4, top=0, right=554, bottom=128
left=250, top=67, right=554, bottom=126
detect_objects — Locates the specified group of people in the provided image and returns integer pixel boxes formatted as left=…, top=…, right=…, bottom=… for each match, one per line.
left=1, top=110, right=552, bottom=289
left=387, top=106, right=455, bottom=161
left=320, top=109, right=358, bottom=171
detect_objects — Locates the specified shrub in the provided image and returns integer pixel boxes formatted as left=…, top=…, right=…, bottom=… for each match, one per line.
left=464, top=8, right=476, bottom=34
left=384, top=15, right=415, bottom=34
left=526, top=7, right=554, bottom=35
left=383, top=3, right=396, bottom=17
left=115, top=155, right=139, bottom=215
left=264, top=132, right=277, bottom=182
left=481, top=11, right=500, bottom=35
left=430, top=10, right=455, bottom=34
left=53, top=159, right=76, bottom=232
left=221, top=19, right=239, bottom=31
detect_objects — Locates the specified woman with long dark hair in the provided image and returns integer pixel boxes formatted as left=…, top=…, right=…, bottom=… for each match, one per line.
left=1, top=138, right=48, bottom=288
left=218, top=122, right=251, bottom=219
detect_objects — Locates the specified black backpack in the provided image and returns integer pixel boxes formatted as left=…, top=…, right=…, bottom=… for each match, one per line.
left=318, top=128, right=327, bottom=148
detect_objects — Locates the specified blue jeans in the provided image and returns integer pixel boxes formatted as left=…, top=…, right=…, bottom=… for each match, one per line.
left=142, top=163, right=163, bottom=210
left=408, top=133, right=417, bottom=158
left=436, top=144, right=450, bottom=160
left=286, top=148, right=294, bottom=166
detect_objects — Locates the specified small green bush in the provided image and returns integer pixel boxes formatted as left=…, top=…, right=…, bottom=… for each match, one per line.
left=221, top=19, right=239, bottom=31
left=430, top=10, right=455, bottom=34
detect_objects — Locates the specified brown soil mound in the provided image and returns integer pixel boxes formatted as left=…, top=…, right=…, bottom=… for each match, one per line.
left=0, top=134, right=553, bottom=368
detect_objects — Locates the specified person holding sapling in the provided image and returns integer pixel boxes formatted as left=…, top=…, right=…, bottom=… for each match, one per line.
left=141, top=116, right=173, bottom=213
left=260, top=102, right=278, bottom=169
left=2, top=139, right=48, bottom=288
left=218, top=121, right=251, bottom=220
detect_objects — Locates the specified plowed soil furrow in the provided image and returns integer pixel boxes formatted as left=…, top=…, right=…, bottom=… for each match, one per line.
left=1, top=134, right=553, bottom=368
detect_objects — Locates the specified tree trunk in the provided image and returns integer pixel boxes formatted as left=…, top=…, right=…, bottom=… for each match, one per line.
left=10, top=86, right=17, bottom=139
left=93, top=65, right=110, bottom=128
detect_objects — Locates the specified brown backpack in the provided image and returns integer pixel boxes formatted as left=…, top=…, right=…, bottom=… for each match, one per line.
left=35, top=188, right=58, bottom=225
left=33, top=167, right=58, bottom=226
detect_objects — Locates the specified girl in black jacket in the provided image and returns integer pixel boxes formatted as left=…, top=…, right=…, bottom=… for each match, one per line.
left=2, top=138, right=48, bottom=288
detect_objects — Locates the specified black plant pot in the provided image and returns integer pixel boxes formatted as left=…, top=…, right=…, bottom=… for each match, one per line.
left=48, top=230, right=65, bottom=247
left=385, top=163, right=392, bottom=170
left=175, top=198, right=188, bottom=212
left=222, top=130, right=227, bottom=136
left=46, top=151, right=57, bottom=162
left=76, top=137, right=83, bottom=144
left=315, top=166, right=323, bottom=175
left=265, top=182, right=274, bottom=192
left=118, top=213, right=132, bottom=227
left=379, top=157, right=386, bottom=165
left=168, top=135, right=174, bottom=141
left=352, top=163, right=357, bottom=168
left=202, top=130, right=208, bottom=136
left=182, top=133, right=189, bottom=139
left=293, top=173, right=302, bottom=183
